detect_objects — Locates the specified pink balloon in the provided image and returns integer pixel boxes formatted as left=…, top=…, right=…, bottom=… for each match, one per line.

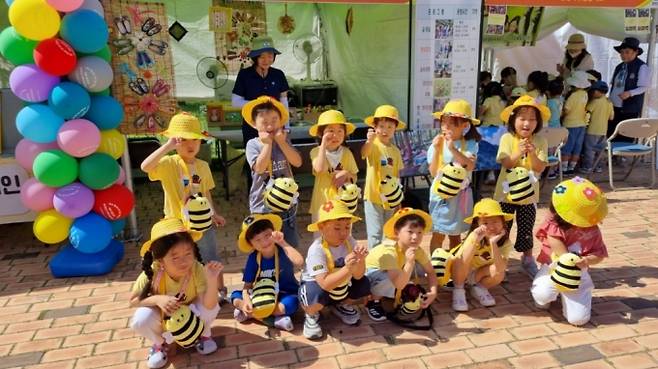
left=15, top=138, right=59, bottom=172
left=115, top=165, right=126, bottom=185
left=46, top=0, right=84, bottom=12
left=57, top=119, right=101, bottom=158
left=20, top=177, right=56, bottom=212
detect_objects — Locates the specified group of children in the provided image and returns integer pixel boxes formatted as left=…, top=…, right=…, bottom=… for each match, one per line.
left=129, top=94, right=609, bottom=369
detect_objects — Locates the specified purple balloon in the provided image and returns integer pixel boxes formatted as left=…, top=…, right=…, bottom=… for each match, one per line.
left=53, top=182, right=95, bottom=218
left=20, top=177, right=56, bottom=212
left=9, top=64, right=60, bottom=102
left=14, top=138, right=59, bottom=172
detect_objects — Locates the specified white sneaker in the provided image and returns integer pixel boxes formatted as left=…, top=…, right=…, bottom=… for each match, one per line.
left=452, top=288, right=469, bottom=312
left=147, top=344, right=167, bottom=369
left=303, top=313, right=323, bottom=339
left=534, top=301, right=550, bottom=310
left=331, top=303, right=361, bottom=325
left=470, top=284, right=496, bottom=307
left=195, top=336, right=218, bottom=355
left=274, top=316, right=294, bottom=331
left=233, top=308, right=248, bottom=323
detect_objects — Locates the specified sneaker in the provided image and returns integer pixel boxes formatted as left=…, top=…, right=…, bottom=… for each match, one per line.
left=534, top=301, right=550, bottom=310
left=470, top=284, right=496, bottom=307
left=594, top=166, right=603, bottom=173
left=233, top=308, right=248, bottom=323
left=365, top=300, right=387, bottom=322
left=331, top=303, right=361, bottom=325
left=303, top=313, right=323, bottom=339
left=563, top=169, right=575, bottom=177
left=452, top=288, right=469, bottom=312
left=274, top=316, right=294, bottom=331
left=147, top=344, right=168, bottom=369
left=546, top=171, right=558, bottom=180
left=521, top=257, right=539, bottom=278
left=195, top=336, right=217, bottom=355
left=218, top=287, right=229, bottom=305
left=578, top=167, right=592, bottom=174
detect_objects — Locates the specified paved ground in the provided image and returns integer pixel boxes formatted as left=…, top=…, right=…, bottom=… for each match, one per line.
left=0, top=163, right=657, bottom=369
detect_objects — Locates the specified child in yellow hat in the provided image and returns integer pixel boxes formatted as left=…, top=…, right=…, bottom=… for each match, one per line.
left=361, top=104, right=405, bottom=249
left=130, top=218, right=223, bottom=369
left=308, top=110, right=358, bottom=220
left=494, top=95, right=550, bottom=278
left=364, top=208, right=438, bottom=322
left=242, top=96, right=302, bottom=247
left=532, top=177, right=608, bottom=326
left=230, top=214, right=303, bottom=331
left=447, top=199, right=513, bottom=312
left=299, top=200, right=370, bottom=339
left=428, top=99, right=481, bottom=252
left=141, top=112, right=228, bottom=302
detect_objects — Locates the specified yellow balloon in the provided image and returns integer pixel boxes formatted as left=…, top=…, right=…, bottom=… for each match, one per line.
left=33, top=209, right=73, bottom=244
left=97, top=129, right=126, bottom=160
left=9, top=0, right=61, bottom=41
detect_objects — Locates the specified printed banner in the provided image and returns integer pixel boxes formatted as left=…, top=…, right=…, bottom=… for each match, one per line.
left=103, top=1, right=177, bottom=135
left=625, top=8, right=652, bottom=34
left=483, top=6, right=544, bottom=47
left=412, top=0, right=483, bottom=130
left=210, top=6, right=233, bottom=32
left=0, top=161, right=29, bottom=217
left=486, top=0, right=652, bottom=7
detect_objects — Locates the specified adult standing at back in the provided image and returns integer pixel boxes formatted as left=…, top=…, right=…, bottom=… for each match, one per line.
left=557, top=34, right=595, bottom=80
left=609, top=37, right=650, bottom=141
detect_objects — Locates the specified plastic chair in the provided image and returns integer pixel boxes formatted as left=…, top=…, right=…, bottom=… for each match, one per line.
left=596, top=118, right=658, bottom=190
left=539, top=127, right=568, bottom=184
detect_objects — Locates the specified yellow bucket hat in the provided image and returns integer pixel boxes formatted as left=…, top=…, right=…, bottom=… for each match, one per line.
left=241, top=96, right=289, bottom=128
left=464, top=198, right=514, bottom=224
left=307, top=200, right=361, bottom=232
left=500, top=95, right=551, bottom=124
left=364, top=105, right=406, bottom=130
left=308, top=110, right=356, bottom=137
left=162, top=112, right=212, bottom=140
left=237, top=214, right=283, bottom=254
left=140, top=218, right=203, bottom=257
left=383, top=207, right=432, bottom=239
left=432, top=99, right=481, bottom=126
left=552, top=177, right=607, bottom=228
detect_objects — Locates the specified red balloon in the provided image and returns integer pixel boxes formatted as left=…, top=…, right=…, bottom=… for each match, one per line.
left=93, top=184, right=135, bottom=221
left=34, top=39, right=77, bottom=76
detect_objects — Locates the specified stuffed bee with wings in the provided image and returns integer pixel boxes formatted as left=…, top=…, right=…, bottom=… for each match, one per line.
left=432, top=162, right=469, bottom=200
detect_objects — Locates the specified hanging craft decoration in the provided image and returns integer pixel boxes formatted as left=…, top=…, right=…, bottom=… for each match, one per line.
left=277, top=4, right=295, bottom=35
left=104, top=0, right=177, bottom=134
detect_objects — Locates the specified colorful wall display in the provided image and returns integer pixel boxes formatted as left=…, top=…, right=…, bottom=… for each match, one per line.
left=485, top=0, right=653, bottom=6
left=483, top=6, right=545, bottom=47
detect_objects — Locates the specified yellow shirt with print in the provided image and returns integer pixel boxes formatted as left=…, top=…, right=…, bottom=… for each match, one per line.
left=493, top=133, right=547, bottom=205
left=147, top=154, right=215, bottom=219
left=481, top=96, right=506, bottom=126
left=132, top=261, right=207, bottom=305
left=451, top=232, right=513, bottom=270
left=309, top=146, right=359, bottom=216
left=586, top=96, right=614, bottom=136
left=365, top=240, right=430, bottom=270
left=363, top=138, right=402, bottom=205
left=563, top=89, right=589, bottom=128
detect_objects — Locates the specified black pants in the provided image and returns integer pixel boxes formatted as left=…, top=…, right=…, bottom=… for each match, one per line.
left=500, top=202, right=536, bottom=253
left=608, top=108, right=639, bottom=143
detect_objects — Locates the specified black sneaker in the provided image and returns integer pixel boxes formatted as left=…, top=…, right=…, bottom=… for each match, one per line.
left=365, top=300, right=387, bottom=321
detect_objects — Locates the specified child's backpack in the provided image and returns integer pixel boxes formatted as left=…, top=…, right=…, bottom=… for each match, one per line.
left=385, top=283, right=434, bottom=330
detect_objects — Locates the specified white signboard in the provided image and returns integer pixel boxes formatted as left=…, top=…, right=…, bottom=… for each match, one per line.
left=412, top=0, right=483, bottom=130
left=0, top=162, right=30, bottom=217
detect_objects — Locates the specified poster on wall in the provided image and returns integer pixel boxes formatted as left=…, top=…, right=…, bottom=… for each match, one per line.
left=213, top=0, right=268, bottom=75
left=103, top=1, right=177, bottom=135
left=482, top=6, right=544, bottom=47
left=412, top=0, right=483, bottom=130
left=625, top=8, right=651, bottom=34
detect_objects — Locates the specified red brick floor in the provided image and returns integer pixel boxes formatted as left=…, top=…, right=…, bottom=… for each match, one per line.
left=0, top=164, right=657, bottom=368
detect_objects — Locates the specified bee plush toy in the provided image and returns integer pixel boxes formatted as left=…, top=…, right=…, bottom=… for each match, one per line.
left=162, top=305, right=204, bottom=348
left=251, top=278, right=279, bottom=319
left=502, top=167, right=538, bottom=204
left=551, top=253, right=582, bottom=292
left=264, top=177, right=299, bottom=212
left=338, top=183, right=361, bottom=213
left=182, top=193, right=213, bottom=232
left=396, top=284, right=424, bottom=321
left=430, top=248, right=453, bottom=286
left=432, top=162, right=469, bottom=199
left=379, top=175, right=404, bottom=210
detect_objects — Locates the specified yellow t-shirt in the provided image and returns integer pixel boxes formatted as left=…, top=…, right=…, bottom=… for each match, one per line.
left=147, top=155, right=215, bottom=219
left=132, top=261, right=207, bottom=305
left=363, top=138, right=402, bottom=205
left=493, top=133, right=547, bottom=205
left=481, top=96, right=506, bottom=126
left=309, top=146, right=359, bottom=215
left=451, top=232, right=513, bottom=270
left=563, top=89, right=589, bottom=128
left=365, top=240, right=430, bottom=270
left=586, top=97, right=614, bottom=136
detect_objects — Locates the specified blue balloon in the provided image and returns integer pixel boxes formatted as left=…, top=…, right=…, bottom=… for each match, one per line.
left=48, top=82, right=91, bottom=119
left=16, top=104, right=64, bottom=143
left=70, top=212, right=113, bottom=254
left=110, top=218, right=126, bottom=236
left=85, top=96, right=124, bottom=130
left=5, top=0, right=13, bottom=5
left=60, top=10, right=109, bottom=53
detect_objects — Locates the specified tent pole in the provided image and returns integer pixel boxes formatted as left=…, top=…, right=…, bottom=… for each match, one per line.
left=121, top=135, right=141, bottom=243
left=642, top=8, right=656, bottom=118
left=407, top=1, right=412, bottom=129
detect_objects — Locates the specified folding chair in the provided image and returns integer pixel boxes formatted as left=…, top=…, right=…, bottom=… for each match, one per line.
left=594, top=118, right=658, bottom=190
left=539, top=127, right=568, bottom=185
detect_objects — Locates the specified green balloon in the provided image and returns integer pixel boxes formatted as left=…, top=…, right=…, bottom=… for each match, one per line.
left=91, top=88, right=111, bottom=96
left=79, top=153, right=119, bottom=190
left=33, top=150, right=79, bottom=187
left=78, top=45, right=111, bottom=63
left=0, top=27, right=37, bottom=65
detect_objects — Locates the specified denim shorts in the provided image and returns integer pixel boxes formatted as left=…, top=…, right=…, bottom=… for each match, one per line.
left=562, top=127, right=587, bottom=157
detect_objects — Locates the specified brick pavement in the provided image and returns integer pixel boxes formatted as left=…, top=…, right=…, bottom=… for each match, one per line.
left=0, top=164, right=657, bottom=369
